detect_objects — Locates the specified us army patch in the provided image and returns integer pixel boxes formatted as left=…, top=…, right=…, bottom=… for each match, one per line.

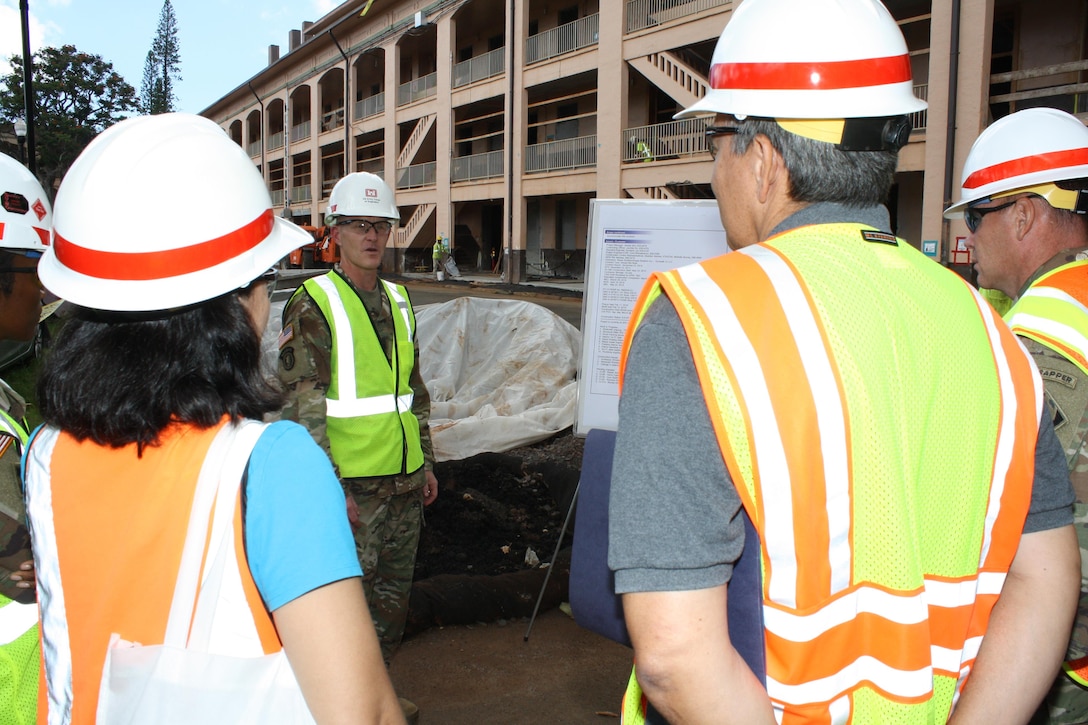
left=278, top=323, right=294, bottom=348
left=279, top=346, right=296, bottom=371
left=860, top=230, right=898, bottom=246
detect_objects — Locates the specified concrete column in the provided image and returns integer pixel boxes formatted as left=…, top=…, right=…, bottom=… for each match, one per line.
left=435, top=14, right=454, bottom=242
left=595, top=3, right=625, bottom=198
left=507, top=0, right=527, bottom=283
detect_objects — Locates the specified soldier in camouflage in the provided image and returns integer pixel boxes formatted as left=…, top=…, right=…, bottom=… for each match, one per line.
left=0, top=153, right=51, bottom=724
left=945, top=108, right=1088, bottom=724
left=276, top=173, right=437, bottom=695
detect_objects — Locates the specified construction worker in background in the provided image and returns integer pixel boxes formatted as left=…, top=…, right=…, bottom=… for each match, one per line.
left=945, top=107, right=1088, bottom=725
left=607, top=0, right=1079, bottom=723
left=0, top=153, right=48, bottom=725
left=278, top=171, right=437, bottom=725
left=433, top=234, right=449, bottom=280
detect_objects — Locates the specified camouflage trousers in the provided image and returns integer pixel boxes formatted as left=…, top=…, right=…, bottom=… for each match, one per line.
left=1038, top=503, right=1088, bottom=725
left=345, top=479, right=424, bottom=665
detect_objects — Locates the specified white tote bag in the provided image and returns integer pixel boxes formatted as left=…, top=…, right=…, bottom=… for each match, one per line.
left=96, top=420, right=318, bottom=725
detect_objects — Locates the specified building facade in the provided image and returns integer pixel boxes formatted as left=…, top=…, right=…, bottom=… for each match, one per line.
left=201, top=0, right=1088, bottom=283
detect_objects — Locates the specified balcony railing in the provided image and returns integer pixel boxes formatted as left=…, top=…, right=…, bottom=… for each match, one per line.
left=247, top=140, right=261, bottom=157
left=290, top=185, right=312, bottom=203
left=626, top=0, right=731, bottom=33
left=525, top=135, right=597, bottom=173
left=989, top=59, right=1088, bottom=115
left=290, top=121, right=311, bottom=143
left=622, top=117, right=710, bottom=163
left=267, top=131, right=285, bottom=151
left=526, top=13, right=599, bottom=65
left=452, top=149, right=504, bottom=182
left=270, top=189, right=285, bottom=206
left=359, top=158, right=384, bottom=177
left=397, top=73, right=437, bottom=107
left=321, top=107, right=345, bottom=133
left=910, top=84, right=928, bottom=131
left=453, top=47, right=505, bottom=88
left=354, top=92, right=385, bottom=120
left=322, top=177, right=339, bottom=198
left=396, top=161, right=437, bottom=189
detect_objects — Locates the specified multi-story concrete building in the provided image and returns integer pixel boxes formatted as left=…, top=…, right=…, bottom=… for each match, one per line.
left=201, top=0, right=1088, bottom=283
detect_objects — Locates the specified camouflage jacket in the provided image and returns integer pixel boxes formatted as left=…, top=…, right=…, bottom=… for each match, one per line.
left=277, top=268, right=433, bottom=496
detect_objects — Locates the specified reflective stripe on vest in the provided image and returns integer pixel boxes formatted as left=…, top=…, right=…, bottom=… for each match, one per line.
left=1006, top=259, right=1088, bottom=376
left=618, top=224, right=1040, bottom=723
left=0, top=407, right=28, bottom=452
left=302, top=274, right=423, bottom=478
left=0, top=599, right=37, bottom=645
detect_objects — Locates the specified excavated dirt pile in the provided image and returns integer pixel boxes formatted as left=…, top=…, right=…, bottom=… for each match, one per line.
left=405, top=429, right=585, bottom=639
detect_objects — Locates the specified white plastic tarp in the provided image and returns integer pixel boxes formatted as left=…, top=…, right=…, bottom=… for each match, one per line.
left=416, top=297, right=579, bottom=461
left=263, top=296, right=580, bottom=462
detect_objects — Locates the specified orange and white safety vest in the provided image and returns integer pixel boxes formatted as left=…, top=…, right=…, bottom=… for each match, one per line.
left=619, top=224, right=1042, bottom=724
left=22, top=419, right=282, bottom=724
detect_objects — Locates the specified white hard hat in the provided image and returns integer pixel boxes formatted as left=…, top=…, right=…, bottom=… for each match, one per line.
left=0, top=153, right=51, bottom=253
left=324, top=172, right=400, bottom=225
left=944, top=108, right=1088, bottom=218
left=676, top=0, right=926, bottom=122
left=39, top=113, right=313, bottom=312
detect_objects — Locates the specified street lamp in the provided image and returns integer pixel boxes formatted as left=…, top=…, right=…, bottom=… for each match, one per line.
left=12, top=119, right=27, bottom=166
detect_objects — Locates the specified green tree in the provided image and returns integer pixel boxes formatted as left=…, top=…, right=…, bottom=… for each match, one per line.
left=0, top=45, right=139, bottom=193
left=140, top=0, right=182, bottom=114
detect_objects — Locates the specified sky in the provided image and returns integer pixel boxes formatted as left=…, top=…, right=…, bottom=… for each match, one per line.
left=0, top=0, right=341, bottom=114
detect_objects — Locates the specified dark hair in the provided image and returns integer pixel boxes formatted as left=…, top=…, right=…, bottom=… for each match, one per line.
left=731, top=118, right=899, bottom=206
left=0, top=251, right=15, bottom=296
left=37, top=290, right=283, bottom=450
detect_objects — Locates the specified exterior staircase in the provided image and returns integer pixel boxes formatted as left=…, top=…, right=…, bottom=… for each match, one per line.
left=397, top=114, right=437, bottom=168
left=629, top=51, right=707, bottom=109
left=396, top=202, right=436, bottom=248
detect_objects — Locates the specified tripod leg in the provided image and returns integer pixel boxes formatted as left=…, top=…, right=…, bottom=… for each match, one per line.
left=523, top=480, right=580, bottom=642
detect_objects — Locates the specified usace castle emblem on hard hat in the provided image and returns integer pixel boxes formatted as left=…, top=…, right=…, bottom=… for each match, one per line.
left=366, top=188, right=378, bottom=198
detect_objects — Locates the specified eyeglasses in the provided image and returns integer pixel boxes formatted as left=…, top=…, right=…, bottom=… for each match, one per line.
left=964, top=200, right=1018, bottom=233
left=337, top=219, right=393, bottom=235
left=260, top=268, right=278, bottom=300
left=705, top=125, right=742, bottom=160
left=0, top=249, right=41, bottom=274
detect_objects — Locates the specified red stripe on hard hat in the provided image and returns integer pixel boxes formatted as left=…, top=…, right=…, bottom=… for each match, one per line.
left=964, top=148, right=1088, bottom=190
left=53, top=209, right=274, bottom=281
left=710, top=55, right=912, bottom=91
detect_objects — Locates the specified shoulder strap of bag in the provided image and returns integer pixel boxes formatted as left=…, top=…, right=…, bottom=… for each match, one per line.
left=162, top=420, right=268, bottom=649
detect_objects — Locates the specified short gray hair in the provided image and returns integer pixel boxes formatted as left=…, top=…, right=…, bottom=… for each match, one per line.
left=730, top=119, right=898, bottom=206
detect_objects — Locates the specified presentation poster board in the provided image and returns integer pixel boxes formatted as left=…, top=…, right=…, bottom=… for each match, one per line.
left=576, top=199, right=729, bottom=435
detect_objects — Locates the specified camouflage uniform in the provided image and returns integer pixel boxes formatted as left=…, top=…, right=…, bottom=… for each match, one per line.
left=1017, top=249, right=1088, bottom=725
left=277, top=267, right=433, bottom=664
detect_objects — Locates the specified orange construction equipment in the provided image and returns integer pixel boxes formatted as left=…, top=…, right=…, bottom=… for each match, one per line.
left=287, top=225, right=338, bottom=268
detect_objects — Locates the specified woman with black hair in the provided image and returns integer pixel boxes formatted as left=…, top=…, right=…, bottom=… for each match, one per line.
left=23, top=114, right=405, bottom=724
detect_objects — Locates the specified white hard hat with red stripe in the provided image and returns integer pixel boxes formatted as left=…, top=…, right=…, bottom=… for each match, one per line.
left=324, top=172, right=400, bottom=225
left=676, top=0, right=925, bottom=123
left=944, top=107, right=1088, bottom=218
left=0, top=153, right=51, bottom=253
left=39, top=113, right=312, bottom=312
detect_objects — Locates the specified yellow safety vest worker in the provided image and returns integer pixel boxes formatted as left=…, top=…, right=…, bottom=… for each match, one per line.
left=1006, top=258, right=1088, bottom=687
left=618, top=224, right=1041, bottom=724
left=300, top=274, right=424, bottom=478
left=1007, top=258, right=1088, bottom=377
left=0, top=405, right=37, bottom=725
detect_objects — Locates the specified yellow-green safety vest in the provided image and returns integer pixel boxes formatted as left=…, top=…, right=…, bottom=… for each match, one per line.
left=301, top=274, right=424, bottom=478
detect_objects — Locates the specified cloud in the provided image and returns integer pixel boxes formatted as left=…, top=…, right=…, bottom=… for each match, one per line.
left=0, top=2, right=53, bottom=64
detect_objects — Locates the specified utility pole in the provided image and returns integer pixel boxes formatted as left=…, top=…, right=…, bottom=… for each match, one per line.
left=19, top=0, right=36, bottom=176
